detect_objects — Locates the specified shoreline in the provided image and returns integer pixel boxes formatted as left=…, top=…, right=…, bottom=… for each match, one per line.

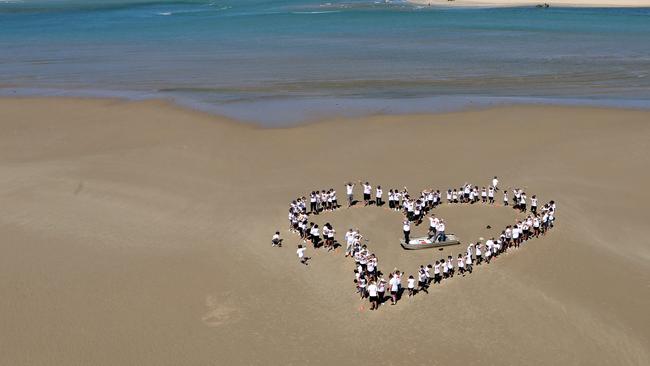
left=406, top=0, right=650, bottom=7
left=2, top=90, right=650, bottom=127
left=2, top=95, right=650, bottom=128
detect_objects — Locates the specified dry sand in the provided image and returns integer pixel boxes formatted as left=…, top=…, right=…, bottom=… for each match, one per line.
left=408, top=0, right=650, bottom=7
left=1, top=97, right=648, bottom=365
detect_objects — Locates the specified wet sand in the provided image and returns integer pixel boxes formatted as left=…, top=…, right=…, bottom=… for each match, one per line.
left=0, top=97, right=648, bottom=365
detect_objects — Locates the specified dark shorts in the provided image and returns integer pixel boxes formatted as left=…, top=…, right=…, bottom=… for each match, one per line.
left=364, top=193, right=370, bottom=200
left=369, top=296, right=378, bottom=302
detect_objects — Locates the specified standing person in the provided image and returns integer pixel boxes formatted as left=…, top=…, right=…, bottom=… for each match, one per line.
left=388, top=189, right=394, bottom=209
left=488, top=186, right=495, bottom=204
left=309, top=192, right=317, bottom=214
left=346, top=182, right=355, bottom=207
left=363, top=182, right=372, bottom=206
left=465, top=252, right=473, bottom=273
left=407, top=275, right=416, bottom=298
left=377, top=278, right=386, bottom=305
left=457, top=254, right=465, bottom=275
left=475, top=243, right=482, bottom=265
left=367, top=281, right=379, bottom=310
left=358, top=276, right=367, bottom=299
left=394, top=189, right=402, bottom=211
left=310, top=224, right=320, bottom=247
left=435, top=220, right=446, bottom=242
left=519, top=192, right=527, bottom=212
left=344, top=229, right=355, bottom=257
left=403, top=219, right=411, bottom=244
left=428, top=214, right=438, bottom=239
left=418, top=266, right=429, bottom=294
left=376, top=185, right=383, bottom=206
left=531, top=195, right=538, bottom=215
left=389, top=274, right=399, bottom=305
left=297, top=244, right=309, bottom=265
left=492, top=176, right=499, bottom=191
left=503, top=190, right=509, bottom=206
left=433, top=261, right=442, bottom=284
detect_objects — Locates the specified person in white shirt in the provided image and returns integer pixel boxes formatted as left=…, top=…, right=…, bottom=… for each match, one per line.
left=271, top=231, right=282, bottom=247
left=418, top=266, right=429, bottom=294
left=376, top=185, right=383, bottom=206
left=394, top=190, right=401, bottom=211
left=435, top=220, right=446, bottom=242
left=519, top=192, right=527, bottom=213
left=362, top=182, right=372, bottom=206
left=488, top=186, right=495, bottom=204
left=309, top=224, right=320, bottom=247
left=389, top=273, right=400, bottom=305
left=503, top=190, right=508, bottom=206
left=403, top=219, right=411, bottom=244
left=492, top=176, right=499, bottom=191
left=297, top=244, right=309, bottom=265
left=428, top=214, right=438, bottom=239
left=433, top=261, right=442, bottom=284
left=344, top=229, right=355, bottom=257
left=367, top=281, right=379, bottom=310
left=531, top=195, right=538, bottom=215
left=465, top=252, right=473, bottom=273
left=457, top=254, right=465, bottom=275
left=407, top=275, right=416, bottom=298
left=345, top=182, right=355, bottom=207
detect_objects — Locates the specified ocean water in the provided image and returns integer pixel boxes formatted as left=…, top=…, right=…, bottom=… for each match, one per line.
left=1, top=0, right=649, bottom=124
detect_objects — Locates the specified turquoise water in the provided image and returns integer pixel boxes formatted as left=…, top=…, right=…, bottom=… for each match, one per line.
left=1, top=0, right=650, bottom=124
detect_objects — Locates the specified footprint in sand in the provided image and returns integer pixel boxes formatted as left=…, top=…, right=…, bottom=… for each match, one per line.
left=201, top=294, right=241, bottom=327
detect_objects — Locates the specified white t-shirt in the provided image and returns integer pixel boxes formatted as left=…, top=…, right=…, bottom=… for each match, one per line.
left=403, top=222, right=410, bottom=232
left=346, top=185, right=353, bottom=195
left=407, top=278, right=416, bottom=289
left=367, top=284, right=378, bottom=297
left=376, top=188, right=383, bottom=197
left=389, top=277, right=399, bottom=292
left=297, top=248, right=306, bottom=258
left=363, top=184, right=371, bottom=194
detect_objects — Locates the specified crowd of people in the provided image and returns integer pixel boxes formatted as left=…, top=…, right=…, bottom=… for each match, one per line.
left=280, top=177, right=557, bottom=310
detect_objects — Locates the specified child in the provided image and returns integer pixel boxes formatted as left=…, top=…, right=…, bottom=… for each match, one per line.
left=503, top=190, right=508, bottom=206
left=345, top=182, right=355, bottom=207
left=407, top=275, right=416, bottom=298
left=376, top=185, right=383, bottom=206
left=457, top=254, right=465, bottom=275
left=367, top=281, right=379, bottom=310
left=363, top=182, right=372, bottom=206
left=433, top=261, right=442, bottom=284
left=297, top=244, right=309, bottom=265
left=418, top=266, right=429, bottom=294
left=377, top=279, right=386, bottom=306
left=271, top=231, right=282, bottom=247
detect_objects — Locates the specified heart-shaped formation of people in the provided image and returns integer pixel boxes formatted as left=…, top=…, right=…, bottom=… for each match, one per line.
left=276, top=178, right=557, bottom=311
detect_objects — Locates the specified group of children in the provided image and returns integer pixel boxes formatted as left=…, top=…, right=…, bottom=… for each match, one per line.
left=282, top=177, right=557, bottom=309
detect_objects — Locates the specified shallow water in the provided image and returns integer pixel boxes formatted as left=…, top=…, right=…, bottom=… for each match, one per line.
left=1, top=0, right=649, bottom=124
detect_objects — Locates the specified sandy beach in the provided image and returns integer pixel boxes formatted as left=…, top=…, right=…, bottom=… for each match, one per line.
left=1, top=97, right=649, bottom=365
left=408, top=0, right=650, bottom=7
